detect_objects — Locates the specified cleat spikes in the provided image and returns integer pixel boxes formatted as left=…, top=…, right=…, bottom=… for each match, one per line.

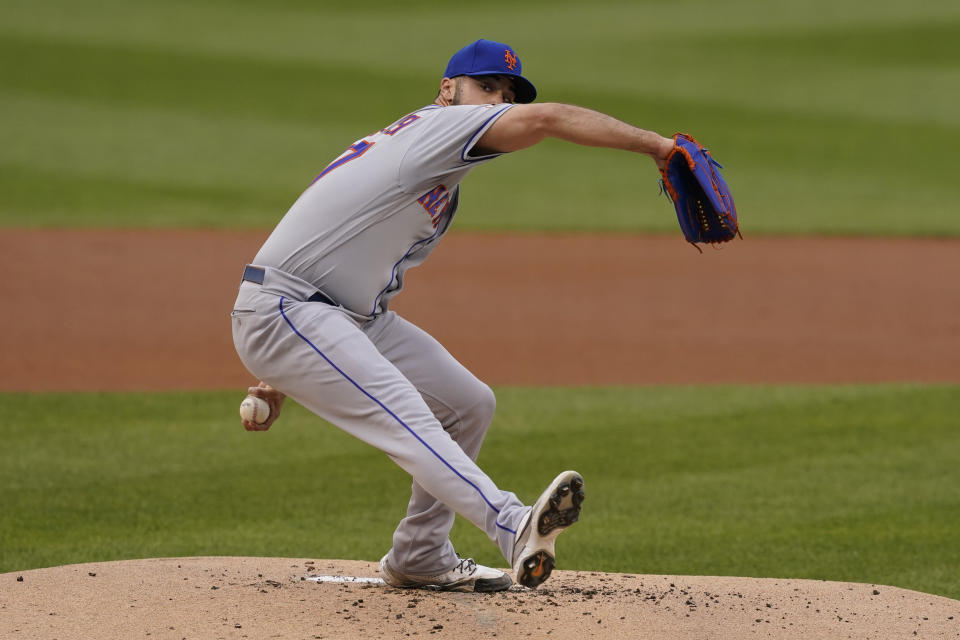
left=518, top=552, right=554, bottom=589
left=512, top=471, right=585, bottom=590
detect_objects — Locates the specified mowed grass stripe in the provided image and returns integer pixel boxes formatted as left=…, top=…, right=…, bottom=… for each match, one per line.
left=3, top=80, right=957, bottom=233
left=4, top=18, right=957, bottom=127
left=0, top=32, right=417, bottom=126
left=1, top=385, right=958, bottom=599
left=1, top=2, right=958, bottom=233
left=2, top=0, right=958, bottom=66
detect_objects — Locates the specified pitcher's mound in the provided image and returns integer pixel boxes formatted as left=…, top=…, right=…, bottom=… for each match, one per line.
left=2, top=557, right=957, bottom=639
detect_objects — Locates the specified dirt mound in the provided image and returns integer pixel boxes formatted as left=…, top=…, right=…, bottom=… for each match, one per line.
left=3, top=557, right=957, bottom=639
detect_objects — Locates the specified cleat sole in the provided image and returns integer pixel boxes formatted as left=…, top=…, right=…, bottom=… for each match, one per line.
left=512, top=471, right=585, bottom=589
left=537, top=476, right=585, bottom=536
left=518, top=551, right=555, bottom=589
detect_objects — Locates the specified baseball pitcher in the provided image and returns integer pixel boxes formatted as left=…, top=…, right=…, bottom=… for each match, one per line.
left=231, top=39, right=673, bottom=591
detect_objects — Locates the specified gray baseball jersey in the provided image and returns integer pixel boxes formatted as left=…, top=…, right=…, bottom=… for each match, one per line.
left=232, top=103, right=531, bottom=574
left=253, top=103, right=514, bottom=317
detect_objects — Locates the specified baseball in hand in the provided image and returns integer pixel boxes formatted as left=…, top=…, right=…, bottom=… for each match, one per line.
left=239, top=395, right=271, bottom=424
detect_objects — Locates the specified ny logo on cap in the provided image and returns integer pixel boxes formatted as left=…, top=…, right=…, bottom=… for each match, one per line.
left=504, top=49, right=518, bottom=71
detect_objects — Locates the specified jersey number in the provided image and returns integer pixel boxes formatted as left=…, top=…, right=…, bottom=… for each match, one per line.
left=312, top=139, right=375, bottom=184
left=311, top=114, right=421, bottom=184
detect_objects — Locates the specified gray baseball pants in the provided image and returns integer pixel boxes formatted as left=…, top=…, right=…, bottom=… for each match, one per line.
left=231, top=270, right=529, bottom=574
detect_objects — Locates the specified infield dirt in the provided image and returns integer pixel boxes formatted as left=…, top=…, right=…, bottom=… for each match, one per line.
left=1, top=230, right=957, bottom=390
left=1, top=229, right=958, bottom=638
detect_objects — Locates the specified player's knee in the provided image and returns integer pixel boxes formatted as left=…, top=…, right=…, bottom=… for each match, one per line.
left=469, top=382, right=497, bottom=433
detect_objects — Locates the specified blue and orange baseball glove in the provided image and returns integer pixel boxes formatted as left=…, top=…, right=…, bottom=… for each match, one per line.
left=659, top=133, right=740, bottom=251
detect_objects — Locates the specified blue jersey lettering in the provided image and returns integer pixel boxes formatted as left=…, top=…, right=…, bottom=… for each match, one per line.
left=417, top=185, right=451, bottom=228
left=312, top=139, right=375, bottom=184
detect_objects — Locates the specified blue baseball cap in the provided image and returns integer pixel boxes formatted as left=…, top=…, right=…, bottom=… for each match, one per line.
left=443, top=39, right=537, bottom=104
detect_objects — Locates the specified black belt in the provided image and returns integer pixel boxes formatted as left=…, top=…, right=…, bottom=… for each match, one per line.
left=242, top=265, right=335, bottom=305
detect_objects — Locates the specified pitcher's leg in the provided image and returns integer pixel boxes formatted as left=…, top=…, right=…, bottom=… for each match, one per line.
left=365, top=312, right=521, bottom=571
left=236, top=298, right=526, bottom=563
left=384, top=387, right=500, bottom=572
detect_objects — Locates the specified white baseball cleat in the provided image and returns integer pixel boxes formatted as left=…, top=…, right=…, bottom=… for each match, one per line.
left=379, top=554, right=513, bottom=593
left=511, top=470, right=585, bottom=589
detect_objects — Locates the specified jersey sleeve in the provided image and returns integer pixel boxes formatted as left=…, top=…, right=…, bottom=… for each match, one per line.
left=397, top=104, right=514, bottom=194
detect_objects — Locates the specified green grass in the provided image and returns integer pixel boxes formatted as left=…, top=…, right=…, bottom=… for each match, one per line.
left=2, top=385, right=958, bottom=600
left=1, top=0, right=958, bottom=233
